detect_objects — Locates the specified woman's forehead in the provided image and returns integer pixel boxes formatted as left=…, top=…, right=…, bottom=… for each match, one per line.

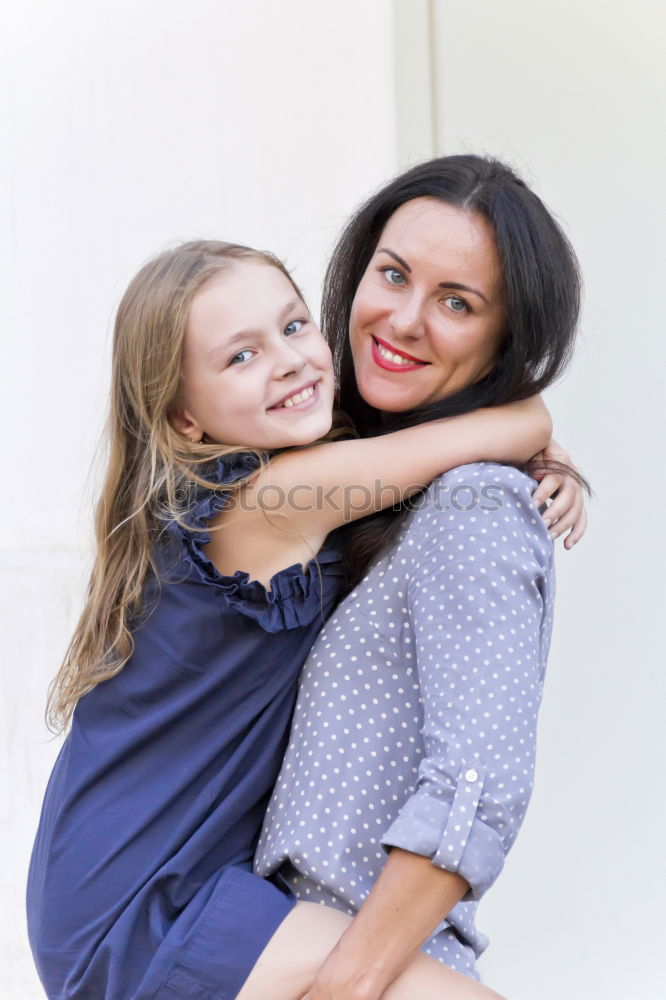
left=377, top=197, right=501, bottom=287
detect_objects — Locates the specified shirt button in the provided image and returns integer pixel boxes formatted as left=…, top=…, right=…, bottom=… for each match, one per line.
left=465, top=768, right=479, bottom=783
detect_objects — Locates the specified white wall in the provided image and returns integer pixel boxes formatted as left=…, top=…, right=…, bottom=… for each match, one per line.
left=1, top=3, right=397, bottom=996
left=426, top=2, right=666, bottom=998
left=4, top=2, right=664, bottom=998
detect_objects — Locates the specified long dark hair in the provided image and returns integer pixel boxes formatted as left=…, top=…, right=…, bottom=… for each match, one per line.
left=322, top=154, right=584, bottom=584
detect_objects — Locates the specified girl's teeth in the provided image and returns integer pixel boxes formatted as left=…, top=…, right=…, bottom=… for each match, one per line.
left=282, top=385, right=315, bottom=408
left=377, top=342, right=414, bottom=365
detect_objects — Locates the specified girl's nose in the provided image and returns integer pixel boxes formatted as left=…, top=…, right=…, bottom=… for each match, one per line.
left=273, top=339, right=307, bottom=378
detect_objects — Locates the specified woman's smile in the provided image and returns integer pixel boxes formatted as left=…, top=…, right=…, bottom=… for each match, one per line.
left=371, top=335, right=430, bottom=371
left=349, top=197, right=506, bottom=413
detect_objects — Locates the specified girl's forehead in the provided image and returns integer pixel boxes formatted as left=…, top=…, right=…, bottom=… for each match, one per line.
left=186, top=263, right=303, bottom=354
left=196, top=259, right=294, bottom=299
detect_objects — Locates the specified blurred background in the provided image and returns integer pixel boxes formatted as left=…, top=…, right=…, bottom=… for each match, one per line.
left=2, top=1, right=664, bottom=997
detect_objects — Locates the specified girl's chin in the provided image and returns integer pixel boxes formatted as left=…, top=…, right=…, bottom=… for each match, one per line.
left=270, top=415, right=334, bottom=448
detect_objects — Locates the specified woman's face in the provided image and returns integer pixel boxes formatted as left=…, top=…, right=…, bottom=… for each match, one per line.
left=349, top=197, right=506, bottom=413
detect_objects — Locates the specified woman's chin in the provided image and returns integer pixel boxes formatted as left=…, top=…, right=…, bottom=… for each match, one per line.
left=356, top=372, right=423, bottom=414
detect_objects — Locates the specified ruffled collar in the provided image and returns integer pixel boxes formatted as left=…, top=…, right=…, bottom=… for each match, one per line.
left=162, top=451, right=345, bottom=633
left=177, top=451, right=264, bottom=531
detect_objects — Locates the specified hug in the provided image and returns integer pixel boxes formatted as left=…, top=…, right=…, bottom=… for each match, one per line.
left=28, top=154, right=586, bottom=1000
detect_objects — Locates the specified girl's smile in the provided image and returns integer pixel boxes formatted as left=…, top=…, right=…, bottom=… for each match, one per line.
left=171, top=261, right=335, bottom=449
left=268, top=379, right=321, bottom=410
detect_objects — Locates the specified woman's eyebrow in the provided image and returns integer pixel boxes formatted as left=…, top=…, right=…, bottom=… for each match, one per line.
left=438, top=281, right=490, bottom=305
left=376, top=248, right=412, bottom=272
left=376, top=248, right=490, bottom=304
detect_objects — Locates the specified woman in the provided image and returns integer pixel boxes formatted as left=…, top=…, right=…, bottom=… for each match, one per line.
left=249, top=154, right=586, bottom=998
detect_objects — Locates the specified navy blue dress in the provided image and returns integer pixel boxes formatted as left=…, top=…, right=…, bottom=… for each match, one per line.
left=27, top=453, right=345, bottom=1000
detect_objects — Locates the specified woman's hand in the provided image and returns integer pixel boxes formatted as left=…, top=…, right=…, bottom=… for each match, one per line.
left=299, top=852, right=469, bottom=1000
left=532, top=438, right=588, bottom=549
left=299, top=957, right=380, bottom=1000
left=298, top=934, right=393, bottom=1000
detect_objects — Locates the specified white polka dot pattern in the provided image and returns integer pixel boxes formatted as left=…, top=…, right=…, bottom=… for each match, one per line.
left=255, top=463, right=554, bottom=977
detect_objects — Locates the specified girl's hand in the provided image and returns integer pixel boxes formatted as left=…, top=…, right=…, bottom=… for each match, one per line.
left=532, top=438, right=588, bottom=549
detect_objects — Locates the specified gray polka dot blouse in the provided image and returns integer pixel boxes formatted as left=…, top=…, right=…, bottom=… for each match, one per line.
left=255, top=462, right=555, bottom=978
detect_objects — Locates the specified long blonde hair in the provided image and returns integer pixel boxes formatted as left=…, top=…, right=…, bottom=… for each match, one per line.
left=48, top=240, right=321, bottom=732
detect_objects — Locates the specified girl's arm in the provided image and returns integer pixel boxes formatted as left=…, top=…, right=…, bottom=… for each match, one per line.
left=533, top=437, right=588, bottom=548
left=247, top=395, right=551, bottom=538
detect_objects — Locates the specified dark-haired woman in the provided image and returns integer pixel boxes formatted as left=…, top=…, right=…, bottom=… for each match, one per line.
left=245, top=156, right=587, bottom=1000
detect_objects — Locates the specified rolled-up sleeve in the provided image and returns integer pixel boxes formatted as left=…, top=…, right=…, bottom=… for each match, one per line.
left=380, top=463, right=554, bottom=900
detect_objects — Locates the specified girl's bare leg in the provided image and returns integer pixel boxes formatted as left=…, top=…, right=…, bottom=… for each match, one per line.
left=236, top=901, right=506, bottom=1000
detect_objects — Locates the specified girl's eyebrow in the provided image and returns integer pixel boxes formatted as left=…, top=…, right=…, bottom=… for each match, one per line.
left=206, top=300, right=305, bottom=361
left=209, top=331, right=254, bottom=358
left=376, top=247, right=490, bottom=305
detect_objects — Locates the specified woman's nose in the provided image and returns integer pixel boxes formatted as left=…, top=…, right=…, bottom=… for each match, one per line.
left=389, top=292, right=425, bottom=340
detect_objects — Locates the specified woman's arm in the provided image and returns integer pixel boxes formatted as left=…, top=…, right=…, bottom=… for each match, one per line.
left=302, top=463, right=553, bottom=1000
left=245, top=395, right=552, bottom=539
left=301, top=851, right=469, bottom=1000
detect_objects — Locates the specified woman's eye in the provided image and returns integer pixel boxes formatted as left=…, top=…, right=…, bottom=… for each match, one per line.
left=380, top=267, right=406, bottom=286
left=284, top=319, right=306, bottom=336
left=444, top=295, right=468, bottom=313
left=228, top=349, right=254, bottom=366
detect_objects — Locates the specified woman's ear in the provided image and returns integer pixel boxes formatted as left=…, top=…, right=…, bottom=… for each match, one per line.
left=168, top=406, right=205, bottom=443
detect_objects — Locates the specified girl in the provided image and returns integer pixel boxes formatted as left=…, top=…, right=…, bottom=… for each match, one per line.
left=27, top=239, right=572, bottom=1000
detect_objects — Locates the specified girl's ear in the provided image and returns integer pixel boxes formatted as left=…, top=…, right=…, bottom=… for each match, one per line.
left=168, top=406, right=205, bottom=443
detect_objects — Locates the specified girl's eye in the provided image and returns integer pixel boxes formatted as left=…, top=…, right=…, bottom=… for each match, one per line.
left=444, top=295, right=469, bottom=313
left=284, top=319, right=306, bottom=336
left=380, top=267, right=406, bottom=286
left=228, top=349, right=254, bottom=366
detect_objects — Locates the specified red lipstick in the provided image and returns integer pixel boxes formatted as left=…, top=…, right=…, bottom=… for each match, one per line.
left=371, top=336, right=429, bottom=373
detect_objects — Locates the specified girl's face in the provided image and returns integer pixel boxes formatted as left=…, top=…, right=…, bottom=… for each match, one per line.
left=349, top=197, right=507, bottom=413
left=173, top=261, right=334, bottom=449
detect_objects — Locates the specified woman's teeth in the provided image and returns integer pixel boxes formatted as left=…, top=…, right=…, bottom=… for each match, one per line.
left=376, top=341, right=418, bottom=366
left=281, top=385, right=315, bottom=408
